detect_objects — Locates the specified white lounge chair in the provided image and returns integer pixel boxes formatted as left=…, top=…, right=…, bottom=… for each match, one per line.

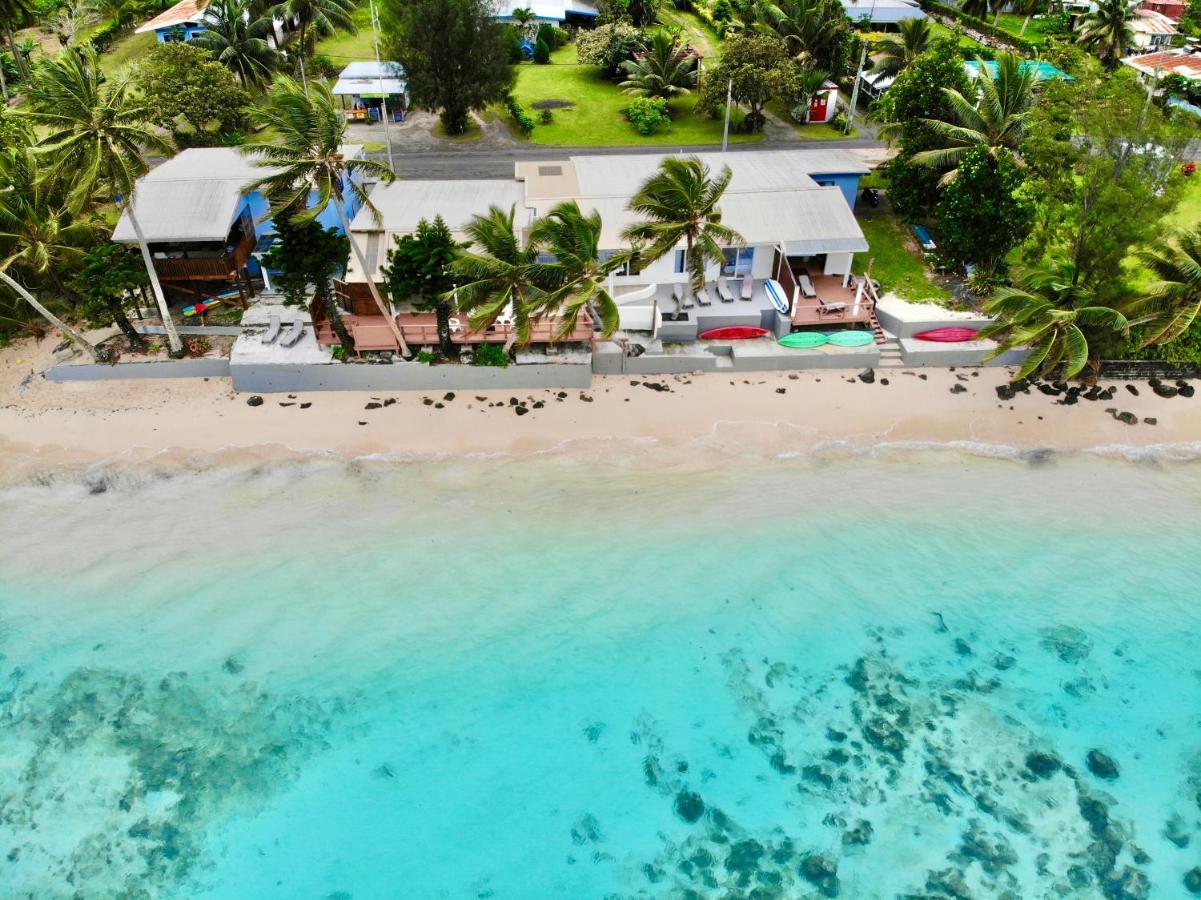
left=716, top=277, right=735, bottom=303
left=278, top=318, right=305, bottom=348
left=740, top=277, right=754, bottom=301
left=696, top=287, right=713, bottom=306
left=448, top=317, right=463, bottom=334
left=798, top=272, right=817, bottom=299
left=261, top=315, right=281, bottom=344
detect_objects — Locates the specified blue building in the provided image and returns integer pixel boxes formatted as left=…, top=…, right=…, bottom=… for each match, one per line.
left=111, top=147, right=366, bottom=289
left=135, top=0, right=297, bottom=48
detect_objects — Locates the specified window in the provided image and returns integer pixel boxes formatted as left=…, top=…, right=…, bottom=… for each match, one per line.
left=599, top=250, right=639, bottom=277
left=814, top=179, right=835, bottom=188
left=722, top=247, right=754, bottom=275
left=673, top=249, right=687, bottom=274
left=535, top=251, right=557, bottom=264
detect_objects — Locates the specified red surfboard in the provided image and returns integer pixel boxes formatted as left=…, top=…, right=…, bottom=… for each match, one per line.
left=699, top=326, right=770, bottom=340
left=914, top=327, right=980, bottom=342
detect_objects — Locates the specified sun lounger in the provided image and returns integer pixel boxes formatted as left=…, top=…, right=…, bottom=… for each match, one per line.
left=798, top=272, right=817, bottom=298
left=740, top=277, right=754, bottom=301
left=696, top=287, right=713, bottom=306
left=817, top=296, right=846, bottom=316
left=716, top=276, right=735, bottom=303
left=278, top=318, right=305, bottom=348
left=261, top=315, right=281, bottom=344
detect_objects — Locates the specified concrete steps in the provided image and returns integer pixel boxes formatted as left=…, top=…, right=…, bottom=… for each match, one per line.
left=876, top=338, right=905, bottom=368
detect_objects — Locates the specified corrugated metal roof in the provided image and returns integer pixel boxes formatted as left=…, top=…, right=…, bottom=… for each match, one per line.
left=135, top=0, right=209, bottom=34
left=1122, top=49, right=1201, bottom=78
left=1133, top=9, right=1178, bottom=33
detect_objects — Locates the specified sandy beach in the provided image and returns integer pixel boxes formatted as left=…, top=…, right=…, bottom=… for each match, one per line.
left=2, top=333, right=1201, bottom=480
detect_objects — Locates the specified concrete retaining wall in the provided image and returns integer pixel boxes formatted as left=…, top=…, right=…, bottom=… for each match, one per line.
left=899, top=338, right=1026, bottom=367
left=230, top=360, right=593, bottom=392
left=45, top=357, right=231, bottom=382
left=875, top=298, right=991, bottom=339
left=138, top=325, right=244, bottom=337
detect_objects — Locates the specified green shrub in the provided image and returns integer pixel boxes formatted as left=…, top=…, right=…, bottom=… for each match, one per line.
left=533, top=37, right=551, bottom=64
left=472, top=343, right=509, bottom=367
left=505, top=95, right=536, bottom=135
left=552, top=26, right=571, bottom=48
left=416, top=349, right=438, bottom=364
left=625, top=96, right=670, bottom=134
left=501, top=25, right=526, bottom=64
left=539, top=108, right=554, bottom=124
left=536, top=23, right=557, bottom=48
left=310, top=54, right=340, bottom=78
left=331, top=345, right=347, bottom=361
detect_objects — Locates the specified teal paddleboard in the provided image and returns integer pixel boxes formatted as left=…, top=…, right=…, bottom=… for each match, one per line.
left=826, top=330, right=875, bottom=347
left=779, top=332, right=828, bottom=348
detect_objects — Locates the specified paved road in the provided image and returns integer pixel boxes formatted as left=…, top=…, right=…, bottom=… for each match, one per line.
left=372, top=138, right=890, bottom=179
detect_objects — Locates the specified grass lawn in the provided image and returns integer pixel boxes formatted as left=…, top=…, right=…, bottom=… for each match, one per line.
left=657, top=8, right=721, bottom=58
left=509, top=46, right=761, bottom=146
left=928, top=22, right=988, bottom=53
left=859, top=212, right=954, bottom=305
left=992, top=13, right=1060, bottom=46
left=1122, top=175, right=1201, bottom=290
left=97, top=30, right=158, bottom=78
left=764, top=99, right=856, bottom=139
left=313, top=3, right=377, bottom=64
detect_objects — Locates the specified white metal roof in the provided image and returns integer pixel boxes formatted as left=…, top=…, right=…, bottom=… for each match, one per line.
left=135, top=0, right=209, bottom=34
left=332, top=61, right=407, bottom=97
left=492, top=0, right=598, bottom=18
left=839, top=0, right=926, bottom=24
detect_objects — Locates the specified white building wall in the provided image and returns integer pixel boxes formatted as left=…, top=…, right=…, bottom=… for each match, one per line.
left=824, top=252, right=854, bottom=276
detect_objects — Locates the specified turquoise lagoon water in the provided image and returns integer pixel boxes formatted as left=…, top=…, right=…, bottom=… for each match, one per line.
left=1, top=452, right=1200, bottom=898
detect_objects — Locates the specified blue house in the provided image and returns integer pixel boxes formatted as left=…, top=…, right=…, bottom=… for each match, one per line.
left=111, top=147, right=366, bottom=290
left=135, top=0, right=298, bottom=48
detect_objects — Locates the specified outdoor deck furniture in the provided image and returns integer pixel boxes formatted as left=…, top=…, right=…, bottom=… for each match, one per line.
left=448, top=317, right=463, bottom=334
left=696, top=287, right=713, bottom=306
left=261, top=315, right=281, bottom=344
left=716, top=277, right=735, bottom=303
left=740, top=277, right=754, bottom=300
left=798, top=272, right=817, bottom=298
left=817, top=296, right=847, bottom=316
left=279, top=319, right=305, bottom=348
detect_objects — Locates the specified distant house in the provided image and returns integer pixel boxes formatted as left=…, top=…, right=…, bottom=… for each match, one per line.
left=1131, top=8, right=1178, bottom=50
left=1139, top=0, right=1188, bottom=22
left=111, top=146, right=365, bottom=289
left=1122, top=47, right=1201, bottom=82
left=838, top=0, right=926, bottom=28
left=135, top=0, right=299, bottom=50
left=332, top=61, right=409, bottom=123
left=805, top=82, right=840, bottom=123
left=491, top=0, right=599, bottom=27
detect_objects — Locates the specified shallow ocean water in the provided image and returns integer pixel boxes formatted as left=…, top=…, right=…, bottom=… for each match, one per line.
left=0, top=451, right=1200, bottom=898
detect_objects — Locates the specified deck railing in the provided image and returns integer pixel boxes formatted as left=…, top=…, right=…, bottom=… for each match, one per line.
left=154, top=232, right=257, bottom=281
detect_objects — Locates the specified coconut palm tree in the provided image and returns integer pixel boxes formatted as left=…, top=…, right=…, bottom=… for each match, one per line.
left=979, top=262, right=1130, bottom=380
left=269, top=0, right=356, bottom=92
left=451, top=204, right=547, bottom=351
left=754, top=0, right=849, bottom=72
left=88, top=0, right=130, bottom=30
left=910, top=52, right=1039, bottom=184
left=0, top=148, right=106, bottom=361
left=529, top=201, right=627, bottom=340
left=23, top=46, right=184, bottom=356
left=191, top=0, right=279, bottom=88
left=622, top=156, right=743, bottom=314
left=0, top=0, right=34, bottom=82
left=619, top=30, right=698, bottom=100
left=243, top=76, right=407, bottom=355
left=1076, top=0, right=1137, bottom=70
left=1131, top=228, right=1201, bottom=346
left=509, top=6, right=536, bottom=38
left=874, top=17, right=934, bottom=77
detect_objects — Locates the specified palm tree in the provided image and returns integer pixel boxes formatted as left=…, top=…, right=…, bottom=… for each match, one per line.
left=88, top=0, right=130, bottom=29
left=874, top=17, right=934, bottom=77
left=754, top=0, right=849, bottom=72
left=619, top=30, right=698, bottom=100
left=622, top=156, right=743, bottom=313
left=23, top=46, right=184, bottom=356
left=510, top=6, right=536, bottom=39
left=0, top=149, right=106, bottom=361
left=979, top=262, right=1130, bottom=380
left=451, top=205, right=546, bottom=351
left=910, top=53, right=1039, bottom=184
left=269, top=0, right=356, bottom=92
left=529, top=201, right=626, bottom=340
left=191, top=0, right=278, bottom=88
left=0, top=0, right=34, bottom=82
left=1076, top=0, right=1137, bottom=70
left=243, top=76, right=407, bottom=355
left=1131, top=228, right=1201, bottom=346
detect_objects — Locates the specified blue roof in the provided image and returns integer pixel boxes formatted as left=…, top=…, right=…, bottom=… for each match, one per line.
left=964, top=60, right=1072, bottom=81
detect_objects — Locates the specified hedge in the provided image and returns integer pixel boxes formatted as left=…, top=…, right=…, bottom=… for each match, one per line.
left=505, top=95, right=535, bottom=136
left=919, top=0, right=1039, bottom=54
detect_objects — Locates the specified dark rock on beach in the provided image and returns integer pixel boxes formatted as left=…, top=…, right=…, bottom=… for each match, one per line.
left=950, top=383, right=968, bottom=394
left=1180, top=383, right=1196, bottom=398
left=246, top=395, right=263, bottom=407
left=364, top=402, right=382, bottom=410
left=857, top=368, right=875, bottom=384
left=1086, top=750, right=1120, bottom=781
left=1153, top=383, right=1179, bottom=399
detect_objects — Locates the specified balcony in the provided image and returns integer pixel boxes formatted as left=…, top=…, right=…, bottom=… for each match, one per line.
left=153, top=232, right=257, bottom=282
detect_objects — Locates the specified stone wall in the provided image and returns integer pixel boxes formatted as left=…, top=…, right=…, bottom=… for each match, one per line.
left=45, top=358, right=232, bottom=382
left=230, top=360, right=594, bottom=393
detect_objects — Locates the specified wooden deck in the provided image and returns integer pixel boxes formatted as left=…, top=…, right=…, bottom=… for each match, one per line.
left=154, top=233, right=258, bottom=282
left=314, top=310, right=594, bottom=352
left=791, top=274, right=874, bottom=327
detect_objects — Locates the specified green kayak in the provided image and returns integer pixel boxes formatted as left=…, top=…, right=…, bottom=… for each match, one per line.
left=826, top=330, right=875, bottom=347
left=778, top=332, right=829, bottom=348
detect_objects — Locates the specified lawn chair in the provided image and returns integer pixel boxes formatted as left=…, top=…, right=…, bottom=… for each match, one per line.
left=798, top=272, right=817, bottom=299
left=740, top=277, right=754, bottom=301
left=261, top=315, right=281, bottom=344
left=817, top=296, right=846, bottom=316
left=696, top=286, right=713, bottom=306
left=279, top=318, right=305, bottom=348
left=716, top=276, right=735, bottom=303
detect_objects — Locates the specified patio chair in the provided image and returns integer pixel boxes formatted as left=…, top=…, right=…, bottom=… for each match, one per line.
left=448, top=317, right=463, bottom=334
left=740, top=277, right=754, bottom=301
left=261, top=315, right=281, bottom=344
left=798, top=272, right=817, bottom=299
left=817, top=296, right=846, bottom=316
left=716, top=276, right=735, bottom=303
left=696, top=286, right=713, bottom=306
left=278, top=318, right=305, bottom=348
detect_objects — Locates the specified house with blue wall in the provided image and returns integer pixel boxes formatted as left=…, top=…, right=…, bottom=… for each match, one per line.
left=135, top=0, right=299, bottom=48
left=111, top=147, right=365, bottom=290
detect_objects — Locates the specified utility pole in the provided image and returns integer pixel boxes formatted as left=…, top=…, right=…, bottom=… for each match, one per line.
left=369, top=0, right=395, bottom=172
left=721, top=79, right=733, bottom=152
left=844, top=40, right=869, bottom=136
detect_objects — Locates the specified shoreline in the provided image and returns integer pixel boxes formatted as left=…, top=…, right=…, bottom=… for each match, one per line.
left=4, top=334, right=1201, bottom=482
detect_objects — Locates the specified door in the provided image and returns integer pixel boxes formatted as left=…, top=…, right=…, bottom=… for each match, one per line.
left=809, top=91, right=829, bottom=123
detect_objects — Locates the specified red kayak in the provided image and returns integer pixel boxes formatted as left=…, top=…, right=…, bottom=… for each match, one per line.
left=699, top=325, right=770, bottom=340
left=914, top=327, right=980, bottom=342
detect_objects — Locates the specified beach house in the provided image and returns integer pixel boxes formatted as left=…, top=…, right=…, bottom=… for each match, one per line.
left=491, top=0, right=599, bottom=26
left=135, top=0, right=300, bottom=49
left=111, top=146, right=364, bottom=296
left=330, top=149, right=871, bottom=353
left=1131, top=8, right=1179, bottom=50
left=837, top=0, right=925, bottom=28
